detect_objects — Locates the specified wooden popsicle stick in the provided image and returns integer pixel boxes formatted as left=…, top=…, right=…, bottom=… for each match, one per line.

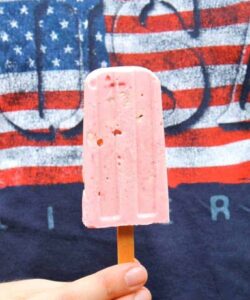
left=117, top=226, right=135, bottom=264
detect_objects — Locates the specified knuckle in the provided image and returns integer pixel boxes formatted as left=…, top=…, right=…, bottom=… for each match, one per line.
left=97, top=273, right=114, bottom=299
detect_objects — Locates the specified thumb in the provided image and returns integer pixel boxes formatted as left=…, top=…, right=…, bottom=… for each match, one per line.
left=29, top=262, right=148, bottom=300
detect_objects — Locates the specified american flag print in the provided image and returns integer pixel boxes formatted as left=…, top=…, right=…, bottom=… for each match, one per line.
left=0, top=0, right=249, bottom=189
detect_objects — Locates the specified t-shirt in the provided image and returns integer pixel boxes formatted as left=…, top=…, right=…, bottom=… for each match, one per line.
left=0, top=1, right=249, bottom=299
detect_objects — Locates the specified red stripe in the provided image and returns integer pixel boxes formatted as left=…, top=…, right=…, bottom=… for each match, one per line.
left=168, top=161, right=250, bottom=188
left=105, top=2, right=250, bottom=33
left=162, top=85, right=243, bottom=110
left=1, top=125, right=249, bottom=150
left=0, top=91, right=82, bottom=112
left=0, top=162, right=249, bottom=189
left=0, top=166, right=82, bottom=189
left=0, top=85, right=243, bottom=112
left=109, top=45, right=250, bottom=71
left=165, top=127, right=250, bottom=147
left=0, top=130, right=82, bottom=150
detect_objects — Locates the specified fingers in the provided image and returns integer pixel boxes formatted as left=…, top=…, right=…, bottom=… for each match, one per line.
left=0, top=279, right=64, bottom=300
left=29, top=262, right=148, bottom=300
left=65, top=262, right=148, bottom=300
left=115, top=287, right=152, bottom=300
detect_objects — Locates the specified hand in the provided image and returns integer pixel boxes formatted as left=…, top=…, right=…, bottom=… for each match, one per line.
left=0, top=262, right=151, bottom=300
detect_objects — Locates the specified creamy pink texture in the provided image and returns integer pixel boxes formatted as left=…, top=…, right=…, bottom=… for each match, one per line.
left=82, top=66, right=169, bottom=228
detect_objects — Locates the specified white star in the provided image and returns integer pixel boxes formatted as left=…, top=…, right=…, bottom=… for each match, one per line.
left=75, top=59, right=81, bottom=66
left=76, top=0, right=84, bottom=2
left=95, top=31, right=103, bottom=42
left=83, top=19, right=88, bottom=29
left=100, top=61, right=108, bottom=68
left=1, top=32, right=9, bottom=42
left=0, top=7, right=4, bottom=14
left=47, top=6, right=54, bottom=15
left=60, top=19, right=69, bottom=29
left=25, top=31, right=33, bottom=41
left=50, top=31, right=58, bottom=41
left=39, top=20, right=44, bottom=28
left=75, top=33, right=84, bottom=42
left=5, top=59, right=13, bottom=68
left=10, top=20, right=18, bottom=28
left=40, top=45, right=47, bottom=53
left=20, top=5, right=28, bottom=15
left=64, top=44, right=73, bottom=54
left=14, top=45, right=22, bottom=55
left=52, top=58, right=60, bottom=67
left=28, top=58, right=35, bottom=68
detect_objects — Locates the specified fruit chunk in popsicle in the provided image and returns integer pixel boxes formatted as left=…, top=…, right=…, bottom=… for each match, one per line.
left=83, top=66, right=169, bottom=228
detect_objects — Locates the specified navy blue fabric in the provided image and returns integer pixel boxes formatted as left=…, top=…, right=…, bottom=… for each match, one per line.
left=1, top=183, right=250, bottom=299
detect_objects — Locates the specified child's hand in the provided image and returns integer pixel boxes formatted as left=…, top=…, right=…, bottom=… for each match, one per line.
left=0, top=262, right=151, bottom=300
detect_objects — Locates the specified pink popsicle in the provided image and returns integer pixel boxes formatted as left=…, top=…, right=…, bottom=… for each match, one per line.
left=82, top=66, right=169, bottom=229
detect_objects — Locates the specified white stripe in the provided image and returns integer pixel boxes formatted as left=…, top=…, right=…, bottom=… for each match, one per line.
left=163, top=102, right=250, bottom=129
left=166, top=139, right=250, bottom=168
left=0, top=64, right=246, bottom=95
left=0, top=70, right=87, bottom=94
left=0, top=146, right=82, bottom=170
left=103, top=0, right=245, bottom=16
left=157, top=64, right=247, bottom=91
left=1, top=100, right=249, bottom=136
left=0, top=139, right=249, bottom=170
left=0, top=109, right=83, bottom=133
left=106, top=23, right=250, bottom=53
left=0, top=102, right=249, bottom=134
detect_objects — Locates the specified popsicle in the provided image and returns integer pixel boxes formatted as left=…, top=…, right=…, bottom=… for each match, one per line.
left=82, top=66, right=169, bottom=262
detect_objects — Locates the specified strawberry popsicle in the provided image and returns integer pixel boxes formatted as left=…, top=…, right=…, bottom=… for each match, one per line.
left=82, top=66, right=169, bottom=229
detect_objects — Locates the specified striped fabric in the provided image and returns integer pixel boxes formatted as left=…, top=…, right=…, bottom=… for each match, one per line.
left=0, top=0, right=249, bottom=189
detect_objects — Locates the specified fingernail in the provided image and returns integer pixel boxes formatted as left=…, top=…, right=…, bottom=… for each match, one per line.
left=125, top=266, right=147, bottom=287
left=134, top=288, right=151, bottom=300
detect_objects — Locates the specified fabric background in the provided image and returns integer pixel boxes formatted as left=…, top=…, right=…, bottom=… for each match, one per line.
left=0, top=1, right=249, bottom=299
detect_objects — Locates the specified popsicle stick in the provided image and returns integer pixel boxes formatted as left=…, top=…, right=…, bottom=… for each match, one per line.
left=117, top=226, right=135, bottom=264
